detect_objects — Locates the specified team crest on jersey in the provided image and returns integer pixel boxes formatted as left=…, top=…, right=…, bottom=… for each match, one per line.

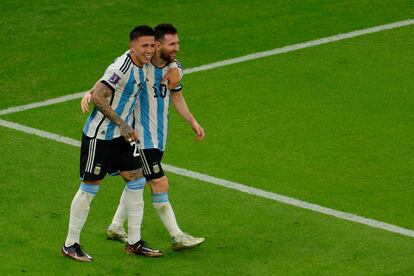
left=93, top=164, right=102, bottom=175
left=152, top=163, right=160, bottom=174
left=109, top=73, right=121, bottom=85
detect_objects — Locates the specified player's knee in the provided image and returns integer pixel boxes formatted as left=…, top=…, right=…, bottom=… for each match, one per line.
left=82, top=179, right=101, bottom=185
left=150, top=176, right=169, bottom=193
left=151, top=175, right=168, bottom=185
left=120, top=168, right=144, bottom=182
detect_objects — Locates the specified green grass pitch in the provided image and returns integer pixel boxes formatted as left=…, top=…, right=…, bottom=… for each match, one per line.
left=1, top=1, right=414, bottom=274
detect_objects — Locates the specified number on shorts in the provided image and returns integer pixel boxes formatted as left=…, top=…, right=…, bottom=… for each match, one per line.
left=130, top=142, right=139, bottom=157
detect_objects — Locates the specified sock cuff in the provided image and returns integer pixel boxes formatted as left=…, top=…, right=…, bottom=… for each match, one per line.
left=126, top=177, right=146, bottom=190
left=152, top=193, right=169, bottom=203
left=80, top=182, right=100, bottom=195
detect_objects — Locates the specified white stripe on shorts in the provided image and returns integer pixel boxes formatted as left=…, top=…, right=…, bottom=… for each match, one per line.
left=86, top=139, right=96, bottom=173
left=138, top=149, right=151, bottom=175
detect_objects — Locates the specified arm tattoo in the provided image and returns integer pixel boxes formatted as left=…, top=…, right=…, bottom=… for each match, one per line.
left=91, top=82, right=137, bottom=140
left=91, top=82, right=124, bottom=127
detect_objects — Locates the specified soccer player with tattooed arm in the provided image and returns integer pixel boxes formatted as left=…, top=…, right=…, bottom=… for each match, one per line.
left=81, top=24, right=206, bottom=251
left=62, top=25, right=162, bottom=262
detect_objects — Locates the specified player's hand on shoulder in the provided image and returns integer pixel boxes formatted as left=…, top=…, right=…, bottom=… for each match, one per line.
left=81, top=91, right=92, bottom=114
left=165, top=67, right=180, bottom=90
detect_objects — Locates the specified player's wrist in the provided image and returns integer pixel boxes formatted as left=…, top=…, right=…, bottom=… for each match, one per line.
left=115, top=118, right=126, bottom=126
left=190, top=118, right=198, bottom=126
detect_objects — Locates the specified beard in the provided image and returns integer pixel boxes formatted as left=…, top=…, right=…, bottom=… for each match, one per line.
left=160, top=49, right=175, bottom=63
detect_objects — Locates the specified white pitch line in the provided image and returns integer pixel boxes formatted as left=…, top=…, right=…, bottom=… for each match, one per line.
left=164, top=165, right=414, bottom=238
left=0, top=119, right=81, bottom=147
left=1, top=118, right=414, bottom=239
left=0, top=19, right=413, bottom=116
left=0, top=91, right=88, bottom=116
left=184, top=18, right=414, bottom=74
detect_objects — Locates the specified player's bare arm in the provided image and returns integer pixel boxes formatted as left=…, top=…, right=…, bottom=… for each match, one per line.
left=163, top=67, right=180, bottom=90
left=171, top=92, right=205, bottom=141
left=81, top=91, right=92, bottom=113
left=80, top=81, right=100, bottom=113
left=91, top=82, right=138, bottom=142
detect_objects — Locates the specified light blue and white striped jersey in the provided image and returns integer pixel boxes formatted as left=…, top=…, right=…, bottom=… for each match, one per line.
left=83, top=50, right=148, bottom=140
left=134, top=60, right=183, bottom=151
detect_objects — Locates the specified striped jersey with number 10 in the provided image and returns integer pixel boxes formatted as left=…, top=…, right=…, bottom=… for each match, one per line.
left=83, top=50, right=148, bottom=140
left=134, top=60, right=183, bottom=151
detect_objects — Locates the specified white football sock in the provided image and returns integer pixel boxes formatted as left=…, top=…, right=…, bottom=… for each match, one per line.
left=124, top=178, right=146, bottom=245
left=152, top=193, right=183, bottom=238
left=65, top=183, right=99, bottom=247
left=110, top=189, right=127, bottom=228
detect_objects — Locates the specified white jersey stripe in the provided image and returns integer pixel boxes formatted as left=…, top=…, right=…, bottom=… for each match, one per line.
left=138, top=73, right=153, bottom=148
left=162, top=93, right=169, bottom=147
left=154, top=67, right=165, bottom=149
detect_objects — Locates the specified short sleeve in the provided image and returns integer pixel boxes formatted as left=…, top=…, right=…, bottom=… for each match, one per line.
left=168, top=60, right=183, bottom=92
left=99, top=64, right=124, bottom=93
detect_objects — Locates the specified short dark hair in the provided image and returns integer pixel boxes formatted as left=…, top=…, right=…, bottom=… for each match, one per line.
left=154, top=23, right=178, bottom=41
left=130, top=25, right=155, bottom=41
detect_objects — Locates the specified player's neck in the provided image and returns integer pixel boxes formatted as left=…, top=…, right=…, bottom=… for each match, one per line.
left=130, top=53, right=143, bottom=67
left=151, top=54, right=168, bottom=68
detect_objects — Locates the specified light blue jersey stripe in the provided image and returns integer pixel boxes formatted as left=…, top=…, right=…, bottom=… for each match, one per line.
left=139, top=68, right=154, bottom=148
left=154, top=67, right=165, bottom=150
left=106, top=69, right=136, bottom=139
left=83, top=108, right=98, bottom=135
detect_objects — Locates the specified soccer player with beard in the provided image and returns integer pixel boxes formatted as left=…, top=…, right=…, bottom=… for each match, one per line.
left=82, top=24, right=205, bottom=251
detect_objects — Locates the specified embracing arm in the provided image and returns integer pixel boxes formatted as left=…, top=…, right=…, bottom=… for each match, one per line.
left=171, top=91, right=205, bottom=141
left=80, top=81, right=99, bottom=114
left=91, top=82, right=138, bottom=142
left=166, top=67, right=181, bottom=90
left=80, top=90, right=92, bottom=114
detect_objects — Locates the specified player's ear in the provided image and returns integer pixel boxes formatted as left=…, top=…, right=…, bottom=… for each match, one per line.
left=129, top=42, right=134, bottom=52
left=155, top=41, right=161, bottom=49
